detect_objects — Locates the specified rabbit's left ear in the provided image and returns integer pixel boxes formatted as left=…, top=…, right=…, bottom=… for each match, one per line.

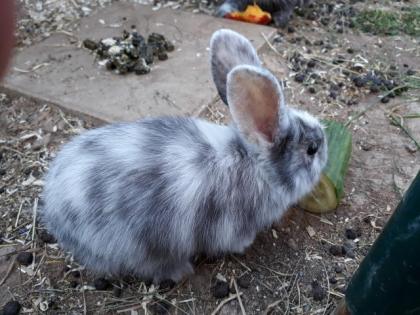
left=210, top=29, right=261, bottom=105
left=227, top=65, right=284, bottom=146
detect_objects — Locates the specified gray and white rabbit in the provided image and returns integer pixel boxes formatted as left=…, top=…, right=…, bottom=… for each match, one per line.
left=41, top=29, right=327, bottom=283
left=215, top=0, right=312, bottom=28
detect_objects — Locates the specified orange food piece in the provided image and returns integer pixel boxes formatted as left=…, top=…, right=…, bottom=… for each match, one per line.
left=225, top=4, right=272, bottom=25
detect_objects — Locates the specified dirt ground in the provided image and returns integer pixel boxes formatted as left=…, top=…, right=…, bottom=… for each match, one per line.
left=1, top=0, right=419, bottom=314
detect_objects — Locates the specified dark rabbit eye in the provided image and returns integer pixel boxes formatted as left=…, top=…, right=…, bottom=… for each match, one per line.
left=307, top=142, right=318, bottom=156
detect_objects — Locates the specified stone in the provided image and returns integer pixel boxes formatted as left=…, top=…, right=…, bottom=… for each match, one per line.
left=212, top=280, right=230, bottom=299
left=94, top=278, right=111, bottom=290
left=16, top=252, right=33, bottom=266
left=2, top=300, right=21, bottom=315
left=237, top=274, right=251, bottom=289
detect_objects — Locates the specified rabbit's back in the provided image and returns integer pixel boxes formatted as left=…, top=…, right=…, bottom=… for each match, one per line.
left=42, top=117, right=254, bottom=279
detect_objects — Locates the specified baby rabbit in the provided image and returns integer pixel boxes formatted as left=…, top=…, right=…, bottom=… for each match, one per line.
left=41, top=29, right=327, bottom=283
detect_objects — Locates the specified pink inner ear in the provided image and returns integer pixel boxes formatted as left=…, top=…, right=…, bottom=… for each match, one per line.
left=249, top=100, right=278, bottom=143
left=227, top=65, right=282, bottom=145
left=256, top=119, right=276, bottom=142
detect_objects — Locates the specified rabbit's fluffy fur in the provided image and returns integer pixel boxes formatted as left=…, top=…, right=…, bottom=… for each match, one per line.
left=42, top=29, right=327, bottom=283
left=216, top=0, right=312, bottom=27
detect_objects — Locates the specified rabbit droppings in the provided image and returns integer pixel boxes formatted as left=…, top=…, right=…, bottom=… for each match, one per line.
left=42, top=29, right=327, bottom=283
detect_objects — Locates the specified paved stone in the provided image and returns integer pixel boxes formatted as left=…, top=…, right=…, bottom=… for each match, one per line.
left=2, top=3, right=275, bottom=122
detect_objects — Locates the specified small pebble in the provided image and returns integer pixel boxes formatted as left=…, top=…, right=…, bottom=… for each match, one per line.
left=308, top=87, right=316, bottom=94
left=2, top=300, right=21, bottom=315
left=381, top=96, right=390, bottom=104
left=16, top=252, right=33, bottom=266
left=71, top=270, right=81, bottom=278
left=363, top=216, right=372, bottom=224
left=159, top=279, right=176, bottom=292
left=134, top=59, right=151, bottom=75
left=83, top=39, right=98, bottom=51
left=329, top=245, right=343, bottom=256
left=353, top=76, right=366, bottom=88
left=370, top=85, right=380, bottom=93
left=405, top=143, right=418, bottom=154
left=157, top=52, right=168, bottom=61
left=360, top=142, right=373, bottom=151
left=334, top=265, right=344, bottom=273
left=311, top=280, right=326, bottom=301
left=329, top=91, right=338, bottom=99
left=329, top=276, right=337, bottom=284
left=237, top=274, right=251, bottom=289
left=320, top=17, right=329, bottom=26
left=287, top=26, right=295, bottom=33
left=113, top=286, right=123, bottom=298
left=164, top=41, right=175, bottom=52
left=94, top=278, right=111, bottom=290
left=333, top=55, right=345, bottom=64
left=345, top=228, right=357, bottom=240
left=212, top=280, right=230, bottom=299
left=294, top=73, right=306, bottom=83
left=38, top=230, right=56, bottom=244
left=307, top=12, right=317, bottom=21
left=346, top=48, right=354, bottom=54
left=0, top=169, right=6, bottom=176
left=342, top=242, right=356, bottom=258
left=307, top=60, right=316, bottom=68
left=406, top=69, right=416, bottom=76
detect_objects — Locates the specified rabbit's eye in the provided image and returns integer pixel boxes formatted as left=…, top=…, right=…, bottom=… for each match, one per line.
left=307, top=142, right=318, bottom=156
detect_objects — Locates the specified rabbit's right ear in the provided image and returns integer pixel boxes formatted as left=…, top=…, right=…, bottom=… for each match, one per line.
left=210, top=29, right=261, bottom=105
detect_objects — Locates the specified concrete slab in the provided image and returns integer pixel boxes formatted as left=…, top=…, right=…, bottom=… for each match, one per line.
left=3, top=3, right=275, bottom=122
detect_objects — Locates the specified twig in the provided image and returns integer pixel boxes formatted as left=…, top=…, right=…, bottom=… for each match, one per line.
left=210, top=293, right=243, bottom=315
left=15, top=201, right=24, bottom=227
left=31, top=198, right=38, bottom=270
left=116, top=304, right=142, bottom=313
left=58, top=110, right=77, bottom=132
left=0, top=256, right=16, bottom=285
left=54, top=30, right=78, bottom=39
left=322, top=261, right=330, bottom=315
left=389, top=114, right=420, bottom=149
left=261, top=32, right=281, bottom=55
left=403, top=113, right=420, bottom=119
left=233, top=278, right=246, bottom=315
left=328, top=290, right=345, bottom=298
left=80, top=273, right=87, bottom=315
left=13, top=63, right=49, bottom=73
left=230, top=255, right=252, bottom=272
left=21, top=253, right=46, bottom=286
left=264, top=299, right=283, bottom=315
left=0, top=145, right=24, bottom=156
left=0, top=245, right=37, bottom=258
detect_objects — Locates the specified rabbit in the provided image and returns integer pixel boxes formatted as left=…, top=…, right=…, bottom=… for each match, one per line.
left=215, top=0, right=312, bottom=28
left=41, top=29, right=327, bottom=284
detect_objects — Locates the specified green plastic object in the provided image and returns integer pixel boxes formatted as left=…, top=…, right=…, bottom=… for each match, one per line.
left=345, top=171, right=420, bottom=315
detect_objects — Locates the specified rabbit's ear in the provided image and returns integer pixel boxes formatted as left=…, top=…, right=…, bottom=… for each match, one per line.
left=210, top=29, right=261, bottom=105
left=227, top=65, right=285, bottom=146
